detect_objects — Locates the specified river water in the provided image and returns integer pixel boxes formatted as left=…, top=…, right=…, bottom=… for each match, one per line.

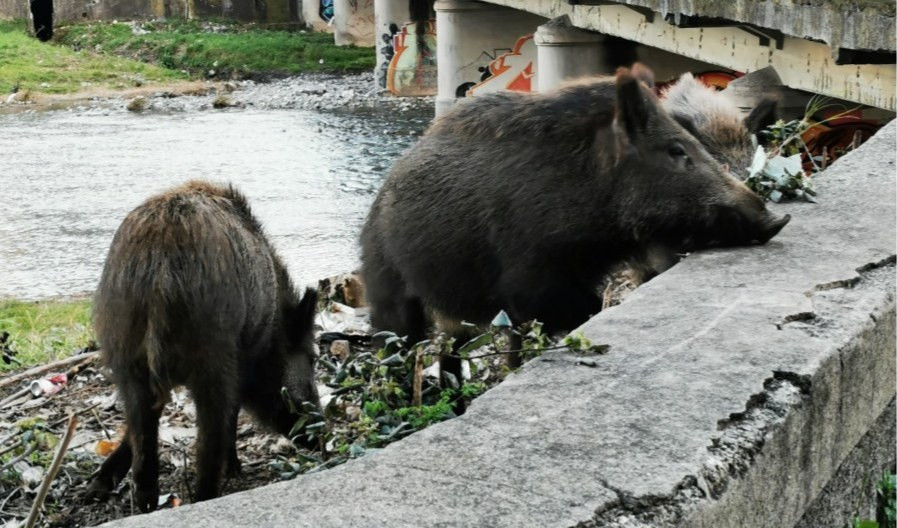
left=0, top=90, right=432, bottom=299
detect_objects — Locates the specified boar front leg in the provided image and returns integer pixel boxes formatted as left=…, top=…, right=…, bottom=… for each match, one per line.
left=84, top=435, right=133, bottom=502
left=190, top=350, right=239, bottom=503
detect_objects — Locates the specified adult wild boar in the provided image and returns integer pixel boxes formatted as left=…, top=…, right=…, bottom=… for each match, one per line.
left=605, top=69, right=782, bottom=292
left=86, top=181, right=320, bottom=512
left=360, top=67, right=790, bottom=351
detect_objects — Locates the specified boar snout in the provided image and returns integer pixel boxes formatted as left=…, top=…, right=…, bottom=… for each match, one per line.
left=756, top=213, right=791, bottom=244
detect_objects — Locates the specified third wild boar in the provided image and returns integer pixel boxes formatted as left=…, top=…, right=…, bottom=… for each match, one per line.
left=360, top=67, right=790, bottom=392
left=86, top=181, right=320, bottom=512
left=662, top=72, right=779, bottom=178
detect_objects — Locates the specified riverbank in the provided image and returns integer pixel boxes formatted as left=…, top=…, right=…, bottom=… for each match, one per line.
left=0, top=299, right=93, bottom=373
left=0, top=18, right=374, bottom=100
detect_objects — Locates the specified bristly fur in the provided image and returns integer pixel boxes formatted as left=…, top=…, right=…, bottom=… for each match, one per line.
left=88, top=180, right=319, bottom=512
left=361, top=68, right=789, bottom=348
left=662, top=73, right=779, bottom=178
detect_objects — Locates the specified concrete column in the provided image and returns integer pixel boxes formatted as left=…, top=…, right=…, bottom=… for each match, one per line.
left=303, top=0, right=334, bottom=33
left=374, top=0, right=411, bottom=90
left=533, top=16, right=606, bottom=92
left=434, top=0, right=545, bottom=115
left=333, top=0, right=375, bottom=47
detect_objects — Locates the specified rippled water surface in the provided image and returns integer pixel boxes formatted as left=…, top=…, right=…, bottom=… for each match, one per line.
left=0, top=104, right=431, bottom=299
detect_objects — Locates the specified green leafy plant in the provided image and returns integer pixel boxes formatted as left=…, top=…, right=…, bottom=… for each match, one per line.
left=746, top=95, right=862, bottom=203
left=878, top=472, right=896, bottom=527
left=850, top=471, right=896, bottom=528
left=277, top=312, right=607, bottom=478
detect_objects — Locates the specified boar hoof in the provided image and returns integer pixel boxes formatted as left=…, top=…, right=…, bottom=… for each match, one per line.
left=134, top=483, right=160, bottom=513
left=226, top=451, right=242, bottom=477
left=84, top=478, right=114, bottom=503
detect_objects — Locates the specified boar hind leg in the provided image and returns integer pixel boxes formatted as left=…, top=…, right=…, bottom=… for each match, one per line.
left=365, top=261, right=428, bottom=344
left=85, top=436, right=133, bottom=502
left=510, top=280, right=603, bottom=335
left=190, top=350, right=239, bottom=503
left=225, top=407, right=241, bottom=478
left=120, top=378, right=164, bottom=513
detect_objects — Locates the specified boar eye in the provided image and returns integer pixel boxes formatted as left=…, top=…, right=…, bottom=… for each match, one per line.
left=668, top=145, right=687, bottom=157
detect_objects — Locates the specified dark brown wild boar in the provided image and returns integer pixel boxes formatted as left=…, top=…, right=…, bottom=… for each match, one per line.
left=86, top=181, right=320, bottom=512
left=360, top=67, right=790, bottom=379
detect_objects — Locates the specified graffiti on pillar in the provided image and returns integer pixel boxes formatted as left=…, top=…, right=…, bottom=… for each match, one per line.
left=386, top=20, right=437, bottom=96
left=319, top=0, right=333, bottom=22
left=378, top=23, right=400, bottom=89
left=466, top=35, right=536, bottom=97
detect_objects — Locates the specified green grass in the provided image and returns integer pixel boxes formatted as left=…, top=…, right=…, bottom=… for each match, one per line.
left=0, top=299, right=93, bottom=372
left=0, top=18, right=374, bottom=96
left=0, top=19, right=185, bottom=94
left=56, top=18, right=375, bottom=79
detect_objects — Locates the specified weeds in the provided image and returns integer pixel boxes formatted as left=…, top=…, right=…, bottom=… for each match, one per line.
left=745, top=95, right=865, bottom=203
left=851, top=471, right=897, bottom=528
left=56, top=19, right=374, bottom=80
left=275, top=312, right=606, bottom=478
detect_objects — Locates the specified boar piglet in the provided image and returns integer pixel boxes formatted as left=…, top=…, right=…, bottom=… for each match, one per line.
left=86, top=181, right=320, bottom=512
left=360, top=66, right=790, bottom=389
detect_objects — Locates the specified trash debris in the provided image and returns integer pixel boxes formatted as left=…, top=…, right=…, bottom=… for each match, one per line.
left=94, top=439, right=119, bottom=457
left=157, top=493, right=181, bottom=509
left=28, top=373, right=67, bottom=397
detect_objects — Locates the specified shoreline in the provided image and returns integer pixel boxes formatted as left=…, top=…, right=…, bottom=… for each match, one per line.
left=0, top=71, right=435, bottom=115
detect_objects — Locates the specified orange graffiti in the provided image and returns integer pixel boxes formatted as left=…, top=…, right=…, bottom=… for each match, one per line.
left=386, top=20, right=437, bottom=96
left=467, top=34, right=536, bottom=96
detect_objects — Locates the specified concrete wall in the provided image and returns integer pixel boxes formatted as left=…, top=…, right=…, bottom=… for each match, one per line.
left=0, top=0, right=301, bottom=24
left=99, top=120, right=896, bottom=528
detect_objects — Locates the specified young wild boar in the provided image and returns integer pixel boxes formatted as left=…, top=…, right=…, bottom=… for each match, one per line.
left=662, top=72, right=779, bottom=178
left=360, top=67, right=790, bottom=362
left=86, top=181, right=320, bottom=512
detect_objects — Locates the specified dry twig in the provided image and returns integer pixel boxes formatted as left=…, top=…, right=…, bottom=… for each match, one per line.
left=0, top=352, right=98, bottom=391
left=24, top=414, right=79, bottom=528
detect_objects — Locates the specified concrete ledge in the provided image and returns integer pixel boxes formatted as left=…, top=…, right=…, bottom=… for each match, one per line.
left=102, top=122, right=896, bottom=528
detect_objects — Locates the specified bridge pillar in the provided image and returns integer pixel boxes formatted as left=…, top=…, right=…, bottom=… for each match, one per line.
left=434, top=0, right=545, bottom=115
left=333, top=0, right=375, bottom=47
left=374, top=0, right=437, bottom=96
left=534, top=16, right=606, bottom=92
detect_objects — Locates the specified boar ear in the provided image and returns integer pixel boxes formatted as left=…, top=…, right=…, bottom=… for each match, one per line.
left=615, top=68, right=656, bottom=139
left=744, top=96, right=780, bottom=134
left=286, top=287, right=318, bottom=348
left=671, top=113, right=702, bottom=140
left=631, top=62, right=655, bottom=89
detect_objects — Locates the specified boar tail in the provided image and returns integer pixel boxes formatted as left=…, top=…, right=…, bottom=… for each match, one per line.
left=142, top=306, right=170, bottom=400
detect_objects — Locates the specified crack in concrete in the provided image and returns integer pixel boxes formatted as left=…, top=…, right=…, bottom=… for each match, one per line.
left=576, top=372, right=811, bottom=528
left=389, top=461, right=573, bottom=503
left=775, top=311, right=818, bottom=330
left=813, top=255, right=896, bottom=292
